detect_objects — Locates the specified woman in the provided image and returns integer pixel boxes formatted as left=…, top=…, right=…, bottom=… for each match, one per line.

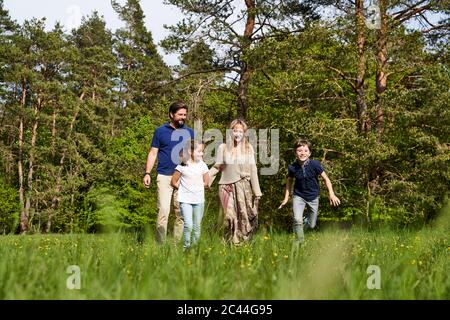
left=209, top=119, right=262, bottom=245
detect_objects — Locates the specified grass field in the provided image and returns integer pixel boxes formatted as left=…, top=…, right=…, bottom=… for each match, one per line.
left=0, top=216, right=448, bottom=300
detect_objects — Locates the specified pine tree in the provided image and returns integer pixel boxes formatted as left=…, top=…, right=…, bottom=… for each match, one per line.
left=112, top=0, right=171, bottom=126
left=161, top=0, right=319, bottom=120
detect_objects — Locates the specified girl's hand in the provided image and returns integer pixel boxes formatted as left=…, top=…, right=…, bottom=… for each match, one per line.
left=278, top=198, right=288, bottom=209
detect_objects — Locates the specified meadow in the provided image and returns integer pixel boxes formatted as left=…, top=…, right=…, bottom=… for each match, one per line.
left=0, top=217, right=448, bottom=300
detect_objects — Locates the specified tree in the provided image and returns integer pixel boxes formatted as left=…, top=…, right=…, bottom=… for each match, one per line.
left=161, top=0, right=319, bottom=120
left=112, top=0, right=172, bottom=127
left=175, top=40, right=226, bottom=122
left=46, top=12, right=118, bottom=232
left=242, top=8, right=449, bottom=226
left=374, top=0, right=449, bottom=140
left=3, top=18, right=76, bottom=232
left=0, top=0, right=18, bottom=180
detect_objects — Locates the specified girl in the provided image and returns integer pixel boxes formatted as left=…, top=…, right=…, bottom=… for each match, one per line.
left=171, top=139, right=209, bottom=249
left=209, top=119, right=262, bottom=245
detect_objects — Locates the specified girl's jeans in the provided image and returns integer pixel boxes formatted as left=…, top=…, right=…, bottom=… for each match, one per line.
left=180, top=202, right=204, bottom=248
left=293, top=195, right=319, bottom=242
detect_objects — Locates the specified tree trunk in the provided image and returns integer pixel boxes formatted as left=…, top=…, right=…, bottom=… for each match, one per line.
left=92, top=80, right=97, bottom=101
left=356, top=0, right=369, bottom=134
left=375, top=0, right=388, bottom=140
left=51, top=108, right=57, bottom=158
left=237, top=0, right=255, bottom=120
left=237, top=62, right=252, bottom=120
left=19, top=79, right=27, bottom=233
left=367, top=0, right=388, bottom=223
left=23, top=96, right=42, bottom=231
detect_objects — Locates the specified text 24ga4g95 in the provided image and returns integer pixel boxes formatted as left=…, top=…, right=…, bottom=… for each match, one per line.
left=221, top=304, right=272, bottom=315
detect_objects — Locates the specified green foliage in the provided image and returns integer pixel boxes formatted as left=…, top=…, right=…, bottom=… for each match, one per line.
left=79, top=115, right=159, bottom=232
left=245, top=23, right=449, bottom=227
left=0, top=1, right=448, bottom=233
left=83, top=186, right=151, bottom=232
left=0, top=2, right=170, bottom=233
left=179, top=40, right=214, bottom=72
left=113, top=0, right=172, bottom=117
left=103, top=115, right=158, bottom=229
left=0, top=177, right=19, bottom=234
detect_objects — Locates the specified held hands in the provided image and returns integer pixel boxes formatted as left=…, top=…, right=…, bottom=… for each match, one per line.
left=329, top=194, right=341, bottom=206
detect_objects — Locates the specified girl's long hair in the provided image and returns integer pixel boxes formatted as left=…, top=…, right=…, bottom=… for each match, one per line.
left=180, top=139, right=204, bottom=166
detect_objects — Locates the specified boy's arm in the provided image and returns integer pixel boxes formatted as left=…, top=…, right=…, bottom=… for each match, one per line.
left=278, top=176, right=293, bottom=209
left=320, top=171, right=341, bottom=206
left=171, top=170, right=181, bottom=189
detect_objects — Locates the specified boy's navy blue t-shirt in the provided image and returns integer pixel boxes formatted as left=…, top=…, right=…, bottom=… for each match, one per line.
left=288, top=159, right=324, bottom=201
left=151, top=122, right=194, bottom=175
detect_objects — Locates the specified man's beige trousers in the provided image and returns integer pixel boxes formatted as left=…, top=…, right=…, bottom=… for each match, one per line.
left=156, top=174, right=183, bottom=242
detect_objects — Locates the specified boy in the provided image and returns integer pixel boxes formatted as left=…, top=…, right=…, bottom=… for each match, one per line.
left=279, top=139, right=340, bottom=243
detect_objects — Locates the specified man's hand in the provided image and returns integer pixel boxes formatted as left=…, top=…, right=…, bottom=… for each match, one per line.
left=143, top=174, right=151, bottom=188
left=143, top=147, right=158, bottom=189
left=329, top=194, right=341, bottom=206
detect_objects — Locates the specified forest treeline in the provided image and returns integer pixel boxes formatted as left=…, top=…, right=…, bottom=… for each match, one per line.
left=0, top=0, right=448, bottom=234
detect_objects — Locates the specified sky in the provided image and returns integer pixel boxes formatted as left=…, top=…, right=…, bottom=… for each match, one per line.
left=3, top=0, right=183, bottom=66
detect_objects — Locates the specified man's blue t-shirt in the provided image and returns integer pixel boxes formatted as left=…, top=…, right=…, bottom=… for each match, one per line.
left=151, top=122, right=194, bottom=175
left=288, top=159, right=324, bottom=201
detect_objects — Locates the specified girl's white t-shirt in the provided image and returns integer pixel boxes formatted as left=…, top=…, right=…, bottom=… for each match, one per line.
left=175, top=160, right=209, bottom=204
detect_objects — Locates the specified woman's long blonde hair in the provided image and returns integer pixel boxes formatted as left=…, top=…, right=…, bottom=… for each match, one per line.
left=226, top=118, right=252, bottom=154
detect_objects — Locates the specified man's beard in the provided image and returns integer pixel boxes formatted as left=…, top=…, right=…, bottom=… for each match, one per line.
left=173, top=119, right=184, bottom=128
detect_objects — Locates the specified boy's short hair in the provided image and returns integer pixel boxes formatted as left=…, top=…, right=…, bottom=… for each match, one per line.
left=293, top=139, right=312, bottom=152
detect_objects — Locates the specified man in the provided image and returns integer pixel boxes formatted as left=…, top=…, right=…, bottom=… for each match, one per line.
left=143, top=101, right=194, bottom=243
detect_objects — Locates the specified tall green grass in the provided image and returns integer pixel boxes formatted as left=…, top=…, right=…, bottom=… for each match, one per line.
left=0, top=223, right=448, bottom=299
